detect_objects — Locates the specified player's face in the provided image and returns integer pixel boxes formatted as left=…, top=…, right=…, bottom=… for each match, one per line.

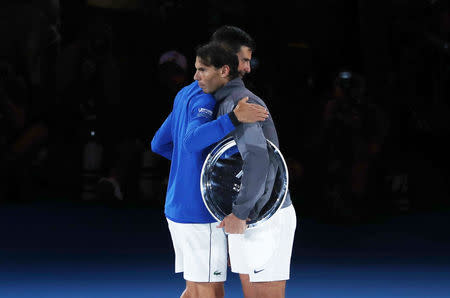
left=237, top=46, right=252, bottom=78
left=194, top=57, right=227, bottom=94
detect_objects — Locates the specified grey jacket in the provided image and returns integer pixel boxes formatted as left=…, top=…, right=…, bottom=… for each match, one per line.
left=213, top=78, right=292, bottom=220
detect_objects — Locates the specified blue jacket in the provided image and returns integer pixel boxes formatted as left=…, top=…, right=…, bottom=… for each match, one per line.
left=151, top=81, right=237, bottom=223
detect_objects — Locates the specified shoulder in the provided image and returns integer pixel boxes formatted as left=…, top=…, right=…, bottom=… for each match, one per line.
left=188, top=81, right=215, bottom=102
left=177, top=81, right=202, bottom=97
left=235, top=89, right=268, bottom=109
left=184, top=82, right=216, bottom=116
left=175, top=81, right=214, bottom=104
left=248, top=92, right=267, bottom=108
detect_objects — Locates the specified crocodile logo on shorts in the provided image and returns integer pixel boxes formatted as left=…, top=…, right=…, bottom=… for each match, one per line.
left=213, top=270, right=222, bottom=276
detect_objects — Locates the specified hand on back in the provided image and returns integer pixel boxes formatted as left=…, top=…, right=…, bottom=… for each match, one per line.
left=234, top=97, right=269, bottom=123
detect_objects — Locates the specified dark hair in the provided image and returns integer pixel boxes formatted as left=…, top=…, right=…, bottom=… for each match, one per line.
left=210, top=25, right=255, bottom=54
left=196, top=42, right=239, bottom=79
left=334, top=70, right=366, bottom=101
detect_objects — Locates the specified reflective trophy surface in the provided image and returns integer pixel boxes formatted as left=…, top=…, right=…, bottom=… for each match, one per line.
left=201, top=137, right=288, bottom=228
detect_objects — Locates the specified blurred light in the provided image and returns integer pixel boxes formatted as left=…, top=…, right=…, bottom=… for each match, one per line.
left=339, top=71, right=352, bottom=79
left=250, top=57, right=259, bottom=70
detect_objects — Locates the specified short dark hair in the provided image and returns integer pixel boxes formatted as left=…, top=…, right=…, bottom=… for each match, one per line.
left=334, top=70, right=366, bottom=99
left=210, top=25, right=255, bottom=54
left=196, top=42, right=239, bottom=80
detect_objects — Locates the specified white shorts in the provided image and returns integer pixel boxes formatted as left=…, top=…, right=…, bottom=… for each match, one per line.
left=228, top=204, right=297, bottom=282
left=166, top=218, right=228, bottom=282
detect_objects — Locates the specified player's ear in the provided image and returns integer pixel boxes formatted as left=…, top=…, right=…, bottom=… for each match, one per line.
left=221, top=65, right=230, bottom=78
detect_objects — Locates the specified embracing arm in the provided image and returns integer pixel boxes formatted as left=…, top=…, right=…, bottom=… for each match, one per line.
left=183, top=97, right=268, bottom=152
left=151, top=112, right=174, bottom=160
left=183, top=111, right=237, bottom=152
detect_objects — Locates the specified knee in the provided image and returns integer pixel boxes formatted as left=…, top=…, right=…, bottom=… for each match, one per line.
left=182, top=282, right=224, bottom=298
left=181, top=285, right=198, bottom=298
left=180, top=289, right=191, bottom=298
left=254, top=281, right=286, bottom=298
left=214, top=287, right=225, bottom=298
left=181, top=287, right=197, bottom=298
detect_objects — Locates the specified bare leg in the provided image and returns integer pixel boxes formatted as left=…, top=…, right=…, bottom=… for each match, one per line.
left=181, top=281, right=224, bottom=298
left=239, top=274, right=256, bottom=298
left=253, top=280, right=286, bottom=298
left=239, top=274, right=286, bottom=298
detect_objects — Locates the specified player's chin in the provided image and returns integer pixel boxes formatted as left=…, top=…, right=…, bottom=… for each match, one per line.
left=199, top=86, right=210, bottom=93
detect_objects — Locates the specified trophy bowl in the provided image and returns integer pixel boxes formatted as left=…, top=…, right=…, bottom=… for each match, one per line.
left=200, top=137, right=288, bottom=228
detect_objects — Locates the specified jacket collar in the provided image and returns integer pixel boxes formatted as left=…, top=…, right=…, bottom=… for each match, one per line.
left=213, top=77, right=245, bottom=102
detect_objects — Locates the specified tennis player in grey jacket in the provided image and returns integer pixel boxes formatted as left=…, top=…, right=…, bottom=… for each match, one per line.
left=214, top=77, right=292, bottom=221
left=194, top=40, right=296, bottom=298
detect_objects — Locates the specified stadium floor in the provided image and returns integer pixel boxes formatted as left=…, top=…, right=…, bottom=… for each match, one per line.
left=1, top=199, right=449, bottom=298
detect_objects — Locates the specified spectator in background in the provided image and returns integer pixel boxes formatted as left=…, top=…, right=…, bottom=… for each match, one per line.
left=55, top=14, right=120, bottom=123
left=0, top=1, right=60, bottom=201
left=158, top=50, right=188, bottom=83
left=310, top=70, right=389, bottom=222
left=97, top=50, right=191, bottom=202
left=155, top=50, right=189, bottom=122
left=0, top=62, right=32, bottom=200
left=54, top=15, right=128, bottom=200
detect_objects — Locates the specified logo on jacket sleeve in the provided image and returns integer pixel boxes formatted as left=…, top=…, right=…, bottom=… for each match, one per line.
left=198, top=108, right=213, bottom=118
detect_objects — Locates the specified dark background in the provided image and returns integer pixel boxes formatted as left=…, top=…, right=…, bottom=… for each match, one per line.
left=1, top=0, right=449, bottom=297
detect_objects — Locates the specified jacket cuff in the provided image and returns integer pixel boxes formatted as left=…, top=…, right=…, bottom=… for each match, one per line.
left=232, top=206, right=250, bottom=220
left=228, top=111, right=240, bottom=127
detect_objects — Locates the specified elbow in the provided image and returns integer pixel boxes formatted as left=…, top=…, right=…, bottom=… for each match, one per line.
left=243, top=148, right=270, bottom=174
left=151, top=138, right=163, bottom=155
left=183, top=135, right=201, bottom=153
left=248, top=146, right=270, bottom=165
left=183, top=137, right=193, bottom=153
left=150, top=138, right=158, bottom=153
left=183, top=142, right=200, bottom=154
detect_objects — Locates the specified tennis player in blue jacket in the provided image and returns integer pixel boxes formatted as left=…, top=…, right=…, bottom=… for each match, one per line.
left=152, top=68, right=267, bottom=297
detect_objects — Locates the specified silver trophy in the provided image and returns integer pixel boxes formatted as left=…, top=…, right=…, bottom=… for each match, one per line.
left=200, top=137, right=289, bottom=228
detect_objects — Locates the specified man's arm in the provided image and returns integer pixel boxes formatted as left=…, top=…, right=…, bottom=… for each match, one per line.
left=183, top=97, right=268, bottom=152
left=232, top=122, right=270, bottom=219
left=219, top=100, right=270, bottom=234
left=151, top=112, right=174, bottom=160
